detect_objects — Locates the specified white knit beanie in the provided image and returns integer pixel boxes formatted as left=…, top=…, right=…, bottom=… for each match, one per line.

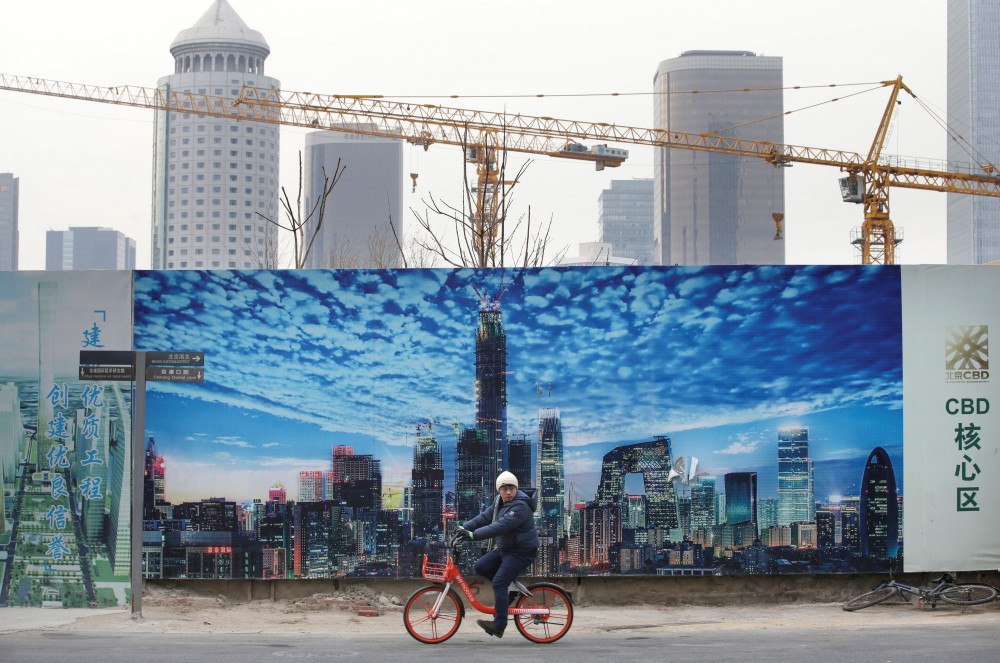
left=495, top=471, right=519, bottom=491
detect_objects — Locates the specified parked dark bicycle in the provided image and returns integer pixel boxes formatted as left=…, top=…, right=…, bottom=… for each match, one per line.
left=842, top=572, right=997, bottom=611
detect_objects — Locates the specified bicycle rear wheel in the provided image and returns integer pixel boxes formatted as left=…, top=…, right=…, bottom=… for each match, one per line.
left=842, top=585, right=898, bottom=611
left=938, top=584, right=998, bottom=605
left=512, top=582, right=574, bottom=643
left=403, top=585, right=464, bottom=644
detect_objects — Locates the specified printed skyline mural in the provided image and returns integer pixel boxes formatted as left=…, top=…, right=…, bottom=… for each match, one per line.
left=134, top=265, right=904, bottom=578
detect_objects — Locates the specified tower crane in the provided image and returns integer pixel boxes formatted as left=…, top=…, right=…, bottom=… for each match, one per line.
left=4, top=73, right=1000, bottom=264
left=0, top=73, right=625, bottom=268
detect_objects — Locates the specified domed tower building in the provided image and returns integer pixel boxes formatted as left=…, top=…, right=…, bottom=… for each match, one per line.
left=151, top=0, right=280, bottom=269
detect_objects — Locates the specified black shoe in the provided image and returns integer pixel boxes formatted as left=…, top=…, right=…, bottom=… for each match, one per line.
left=476, top=619, right=504, bottom=638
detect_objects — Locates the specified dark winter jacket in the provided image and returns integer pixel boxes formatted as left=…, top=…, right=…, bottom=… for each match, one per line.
left=462, top=487, right=540, bottom=554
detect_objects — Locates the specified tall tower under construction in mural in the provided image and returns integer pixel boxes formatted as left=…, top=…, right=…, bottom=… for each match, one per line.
left=474, top=294, right=508, bottom=494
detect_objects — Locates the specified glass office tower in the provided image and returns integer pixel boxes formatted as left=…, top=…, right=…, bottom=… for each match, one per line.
left=0, top=173, right=18, bottom=271
left=653, top=51, right=785, bottom=266
left=45, top=227, right=136, bottom=270
left=597, top=179, right=654, bottom=264
left=303, top=130, right=405, bottom=268
left=777, top=426, right=814, bottom=525
left=947, top=0, right=1000, bottom=263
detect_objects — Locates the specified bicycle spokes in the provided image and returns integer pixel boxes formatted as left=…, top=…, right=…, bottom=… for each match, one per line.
left=513, top=584, right=574, bottom=644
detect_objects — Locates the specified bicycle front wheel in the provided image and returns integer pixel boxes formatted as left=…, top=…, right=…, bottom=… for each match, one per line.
left=938, top=584, right=998, bottom=605
left=403, top=585, right=464, bottom=644
left=512, top=582, right=574, bottom=643
left=842, top=585, right=898, bottom=611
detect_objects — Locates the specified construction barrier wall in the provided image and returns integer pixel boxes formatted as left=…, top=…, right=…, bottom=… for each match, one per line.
left=1, top=265, right=997, bottom=608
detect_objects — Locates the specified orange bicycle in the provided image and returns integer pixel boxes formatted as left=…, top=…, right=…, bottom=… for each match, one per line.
left=403, top=540, right=574, bottom=644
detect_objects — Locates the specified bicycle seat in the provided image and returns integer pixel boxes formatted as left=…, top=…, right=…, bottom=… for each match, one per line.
left=930, top=573, right=954, bottom=583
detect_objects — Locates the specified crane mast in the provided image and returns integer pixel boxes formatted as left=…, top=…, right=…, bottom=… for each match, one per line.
left=4, top=73, right=1000, bottom=264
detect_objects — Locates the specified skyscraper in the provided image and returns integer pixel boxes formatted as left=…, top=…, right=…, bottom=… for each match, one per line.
left=816, top=509, right=837, bottom=547
left=0, top=173, right=18, bottom=271
left=507, top=433, right=532, bottom=489
left=143, top=436, right=167, bottom=520
left=106, top=383, right=132, bottom=575
left=411, top=428, right=444, bottom=536
left=303, top=130, right=405, bottom=268
left=724, top=472, right=757, bottom=527
left=777, top=426, right=814, bottom=525
left=151, top=0, right=279, bottom=269
left=597, top=179, right=654, bottom=264
left=475, top=298, right=508, bottom=491
left=46, top=227, right=136, bottom=270
left=536, top=408, right=566, bottom=575
left=71, top=400, right=112, bottom=545
left=268, top=482, right=286, bottom=504
left=690, top=474, right=717, bottom=532
left=330, top=445, right=354, bottom=482
left=859, top=446, right=899, bottom=559
left=594, top=437, right=679, bottom=531
left=456, top=427, right=489, bottom=521
left=337, top=454, right=382, bottom=510
left=653, top=51, right=785, bottom=266
left=947, top=0, right=1000, bottom=263
left=298, top=470, right=323, bottom=503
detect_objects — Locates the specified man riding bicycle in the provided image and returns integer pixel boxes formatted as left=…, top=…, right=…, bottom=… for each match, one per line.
left=453, top=471, right=539, bottom=639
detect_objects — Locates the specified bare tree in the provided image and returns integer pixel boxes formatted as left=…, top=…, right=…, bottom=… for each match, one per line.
left=393, top=131, right=567, bottom=269
left=256, top=151, right=346, bottom=269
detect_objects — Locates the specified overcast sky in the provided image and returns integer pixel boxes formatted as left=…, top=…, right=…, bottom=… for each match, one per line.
left=1, top=0, right=955, bottom=270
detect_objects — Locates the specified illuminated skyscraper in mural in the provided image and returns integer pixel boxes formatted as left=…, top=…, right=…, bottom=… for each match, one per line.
left=330, top=445, right=353, bottom=482
left=411, top=427, right=443, bottom=536
left=268, top=482, right=286, bottom=504
left=298, top=470, right=323, bottom=503
left=536, top=408, right=566, bottom=574
left=777, top=426, right=814, bottom=525
left=816, top=509, right=836, bottom=547
left=508, top=433, right=532, bottom=489
left=474, top=298, right=508, bottom=492
left=690, top=474, right=717, bottom=531
left=456, top=427, right=488, bottom=520
left=724, top=472, right=757, bottom=527
left=579, top=502, right=622, bottom=569
left=143, top=436, right=166, bottom=519
left=336, top=454, right=382, bottom=510
left=859, top=446, right=899, bottom=559
left=595, top=437, right=679, bottom=530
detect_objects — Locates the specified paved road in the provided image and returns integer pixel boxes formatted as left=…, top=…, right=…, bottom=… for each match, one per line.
left=1, top=621, right=998, bottom=663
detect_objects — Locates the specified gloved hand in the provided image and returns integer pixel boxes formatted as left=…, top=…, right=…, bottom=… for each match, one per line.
left=453, top=528, right=474, bottom=543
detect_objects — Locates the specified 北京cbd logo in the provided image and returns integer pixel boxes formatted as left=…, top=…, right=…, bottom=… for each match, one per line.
left=945, top=325, right=989, bottom=382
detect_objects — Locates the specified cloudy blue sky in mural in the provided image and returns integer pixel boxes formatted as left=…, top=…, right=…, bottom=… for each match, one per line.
left=134, top=265, right=903, bottom=504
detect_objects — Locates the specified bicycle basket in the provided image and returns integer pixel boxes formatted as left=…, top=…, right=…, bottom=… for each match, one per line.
left=423, top=561, right=449, bottom=582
